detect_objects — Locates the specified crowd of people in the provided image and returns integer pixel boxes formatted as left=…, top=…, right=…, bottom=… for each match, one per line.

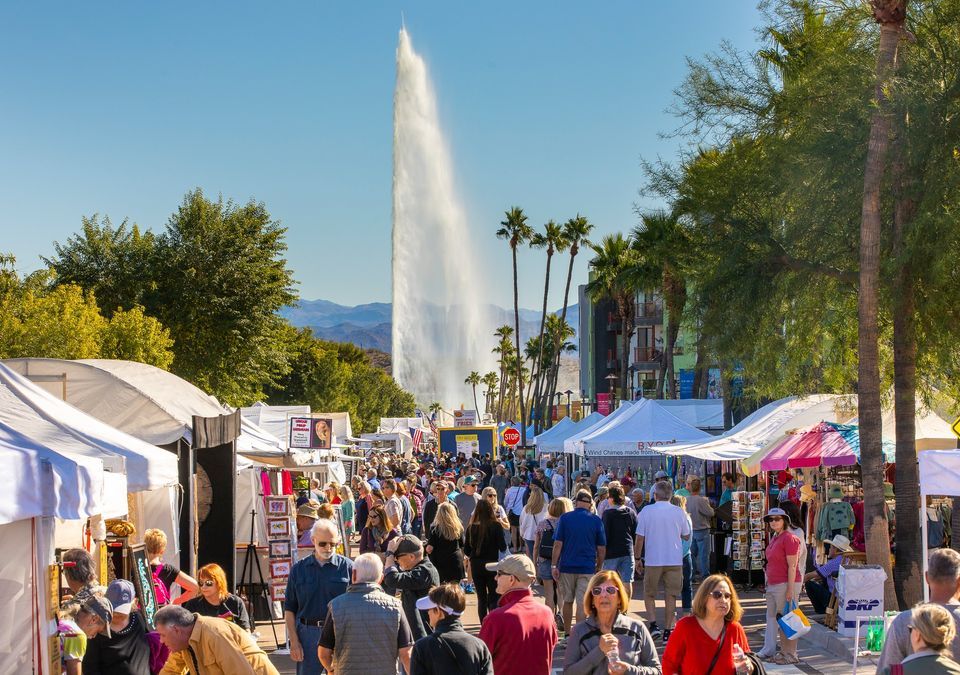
left=53, top=446, right=960, bottom=674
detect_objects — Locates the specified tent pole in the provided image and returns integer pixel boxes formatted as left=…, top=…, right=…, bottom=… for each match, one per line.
left=921, top=499, right=929, bottom=603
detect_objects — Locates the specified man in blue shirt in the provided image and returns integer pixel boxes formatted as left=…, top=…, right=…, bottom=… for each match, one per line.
left=284, top=519, right=354, bottom=675
left=551, top=490, right=606, bottom=636
left=718, top=472, right=737, bottom=506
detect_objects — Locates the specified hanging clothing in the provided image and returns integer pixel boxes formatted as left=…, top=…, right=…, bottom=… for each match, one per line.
left=816, top=500, right=854, bottom=541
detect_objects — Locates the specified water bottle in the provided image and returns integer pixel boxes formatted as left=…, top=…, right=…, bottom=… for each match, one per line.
left=732, top=644, right=748, bottom=674
left=606, top=644, right=619, bottom=665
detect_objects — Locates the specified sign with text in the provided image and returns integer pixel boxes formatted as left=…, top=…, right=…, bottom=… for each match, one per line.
left=596, top=393, right=612, bottom=416
left=453, top=410, right=477, bottom=427
left=502, top=428, right=521, bottom=446
left=289, top=417, right=333, bottom=450
left=455, top=434, right=480, bottom=456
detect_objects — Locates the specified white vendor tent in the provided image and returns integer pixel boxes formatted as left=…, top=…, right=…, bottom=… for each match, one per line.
left=532, top=416, right=574, bottom=448
left=241, top=403, right=310, bottom=446
left=380, top=417, right=428, bottom=434
left=535, top=414, right=604, bottom=454
left=859, top=399, right=956, bottom=451
left=655, top=399, right=725, bottom=431
left=563, top=401, right=635, bottom=455
left=361, top=431, right=413, bottom=457
left=579, top=398, right=712, bottom=457
left=919, top=450, right=960, bottom=600
left=661, top=395, right=849, bottom=464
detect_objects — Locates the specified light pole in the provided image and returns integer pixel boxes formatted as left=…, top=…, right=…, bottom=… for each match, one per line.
left=605, top=373, right=618, bottom=410
left=564, top=389, right=573, bottom=418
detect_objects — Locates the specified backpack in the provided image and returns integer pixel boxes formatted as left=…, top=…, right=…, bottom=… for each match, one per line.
left=538, top=520, right=556, bottom=560
left=152, top=564, right=171, bottom=606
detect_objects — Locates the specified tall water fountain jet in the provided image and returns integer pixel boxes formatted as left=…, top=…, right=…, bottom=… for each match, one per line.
left=392, top=28, right=492, bottom=409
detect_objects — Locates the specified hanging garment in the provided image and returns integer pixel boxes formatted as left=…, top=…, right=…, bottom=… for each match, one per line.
left=928, top=506, right=946, bottom=548
left=816, top=500, right=854, bottom=540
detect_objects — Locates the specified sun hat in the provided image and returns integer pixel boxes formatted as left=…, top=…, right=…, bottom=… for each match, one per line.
left=763, top=507, right=792, bottom=526
left=484, top=554, right=536, bottom=582
left=826, top=534, right=853, bottom=553
left=416, top=594, right=462, bottom=616
left=296, top=504, right=319, bottom=520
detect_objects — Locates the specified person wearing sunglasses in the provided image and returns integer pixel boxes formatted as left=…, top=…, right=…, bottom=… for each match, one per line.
left=478, top=554, right=558, bottom=675
left=284, top=519, right=354, bottom=675
left=756, top=507, right=802, bottom=665
left=661, top=574, right=754, bottom=674
left=563, top=570, right=660, bottom=674
left=182, top=563, right=251, bottom=631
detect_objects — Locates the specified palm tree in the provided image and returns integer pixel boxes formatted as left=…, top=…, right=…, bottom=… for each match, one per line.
left=428, top=401, right=443, bottom=426
left=497, top=207, right=534, bottom=445
left=585, top=234, right=639, bottom=400
left=631, top=210, right=692, bottom=399
left=481, top=371, right=499, bottom=417
left=545, top=215, right=593, bottom=427
left=492, top=325, right=514, bottom=423
left=858, top=0, right=906, bottom=609
left=464, top=371, right=481, bottom=416
left=529, top=220, right=568, bottom=433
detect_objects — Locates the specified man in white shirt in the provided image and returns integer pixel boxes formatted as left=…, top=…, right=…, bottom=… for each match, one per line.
left=551, top=465, right=566, bottom=499
left=634, top=480, right=691, bottom=642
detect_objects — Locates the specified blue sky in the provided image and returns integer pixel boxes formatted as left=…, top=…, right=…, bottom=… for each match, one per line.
left=0, top=2, right=764, bottom=310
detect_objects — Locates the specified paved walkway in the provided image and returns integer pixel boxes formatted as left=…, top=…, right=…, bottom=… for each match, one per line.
left=260, top=576, right=854, bottom=674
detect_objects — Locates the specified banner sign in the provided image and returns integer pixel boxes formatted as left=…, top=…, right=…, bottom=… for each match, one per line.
left=289, top=417, right=333, bottom=450
left=453, top=410, right=477, bottom=427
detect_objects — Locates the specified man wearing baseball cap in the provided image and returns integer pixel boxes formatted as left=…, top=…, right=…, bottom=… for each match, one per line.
left=412, top=584, right=493, bottom=675
left=802, top=534, right=852, bottom=615
left=383, top=534, right=440, bottom=640
left=478, top=554, right=558, bottom=675
left=84, top=579, right=152, bottom=674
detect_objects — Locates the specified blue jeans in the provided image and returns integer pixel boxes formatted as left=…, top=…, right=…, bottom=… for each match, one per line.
left=691, top=529, right=711, bottom=578
left=295, top=622, right=325, bottom=675
left=525, top=539, right=536, bottom=559
left=681, top=553, right=693, bottom=610
left=602, top=555, right=636, bottom=583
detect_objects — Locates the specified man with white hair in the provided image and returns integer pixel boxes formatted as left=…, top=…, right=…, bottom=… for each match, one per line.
left=318, top=553, right=414, bottom=675
left=284, top=519, right=354, bottom=675
left=634, top=478, right=691, bottom=642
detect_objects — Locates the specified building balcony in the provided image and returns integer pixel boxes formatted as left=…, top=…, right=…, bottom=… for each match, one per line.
left=635, top=301, right=664, bottom=325
left=632, top=347, right=662, bottom=368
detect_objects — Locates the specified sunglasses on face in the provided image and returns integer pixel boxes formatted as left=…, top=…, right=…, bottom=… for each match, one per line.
left=495, top=571, right=516, bottom=578
left=591, top=586, right=618, bottom=596
left=200, top=580, right=216, bottom=587
left=767, top=517, right=783, bottom=522
left=315, top=541, right=336, bottom=549
left=710, top=590, right=732, bottom=601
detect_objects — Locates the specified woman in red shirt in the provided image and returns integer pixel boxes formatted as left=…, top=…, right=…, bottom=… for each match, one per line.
left=661, top=574, right=754, bottom=675
left=757, top=507, right=802, bottom=665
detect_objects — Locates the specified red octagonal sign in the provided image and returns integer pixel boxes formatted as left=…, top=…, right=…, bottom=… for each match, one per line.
left=502, top=428, right=521, bottom=446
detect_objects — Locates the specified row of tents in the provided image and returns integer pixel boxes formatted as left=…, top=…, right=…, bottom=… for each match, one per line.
left=0, top=357, right=355, bottom=675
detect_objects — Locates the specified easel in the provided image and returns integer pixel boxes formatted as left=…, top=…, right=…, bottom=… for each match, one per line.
left=238, top=508, right=279, bottom=648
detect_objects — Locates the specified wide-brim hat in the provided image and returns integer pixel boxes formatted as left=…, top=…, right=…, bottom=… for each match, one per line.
left=826, top=534, right=853, bottom=553
left=296, top=504, right=319, bottom=520
left=763, top=507, right=792, bottom=527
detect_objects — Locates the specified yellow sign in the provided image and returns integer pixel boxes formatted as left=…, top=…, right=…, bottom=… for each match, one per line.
left=953, top=416, right=960, bottom=439
left=99, top=541, right=109, bottom=586
left=49, top=564, right=60, bottom=620
left=455, top=434, right=479, bottom=457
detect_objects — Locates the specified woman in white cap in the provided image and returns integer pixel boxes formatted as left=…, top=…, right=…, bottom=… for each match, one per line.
left=802, top=534, right=852, bottom=614
left=757, top=507, right=802, bottom=664
left=411, top=583, right=493, bottom=674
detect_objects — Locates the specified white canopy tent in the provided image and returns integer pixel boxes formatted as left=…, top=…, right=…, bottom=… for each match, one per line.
left=241, top=403, right=310, bottom=446
left=855, top=399, right=956, bottom=451
left=660, top=395, right=850, bottom=463
left=360, top=431, right=413, bottom=457
left=379, top=417, right=428, bottom=434
left=579, top=399, right=713, bottom=457
left=532, top=416, right=575, bottom=452
left=919, top=450, right=960, bottom=600
left=563, top=401, right=635, bottom=455
left=655, top=399, right=725, bottom=431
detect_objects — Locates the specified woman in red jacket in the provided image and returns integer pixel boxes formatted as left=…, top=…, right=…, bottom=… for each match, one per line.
left=661, top=574, right=754, bottom=674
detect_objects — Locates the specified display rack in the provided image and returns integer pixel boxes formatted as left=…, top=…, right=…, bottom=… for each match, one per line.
left=730, top=490, right=765, bottom=586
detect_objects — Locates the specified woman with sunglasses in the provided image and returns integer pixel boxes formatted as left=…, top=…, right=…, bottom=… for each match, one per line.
left=359, top=505, right=400, bottom=560
left=563, top=570, right=660, bottom=674
left=661, top=574, right=753, bottom=674
left=756, top=507, right=802, bottom=665
left=182, top=563, right=251, bottom=631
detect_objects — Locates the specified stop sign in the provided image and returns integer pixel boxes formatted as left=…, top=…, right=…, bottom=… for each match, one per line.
left=502, top=428, right=521, bottom=446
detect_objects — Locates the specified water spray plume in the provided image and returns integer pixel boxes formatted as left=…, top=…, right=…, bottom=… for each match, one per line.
left=392, top=28, right=492, bottom=410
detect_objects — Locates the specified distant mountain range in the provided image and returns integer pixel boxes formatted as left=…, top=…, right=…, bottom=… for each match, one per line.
left=280, top=300, right=580, bottom=354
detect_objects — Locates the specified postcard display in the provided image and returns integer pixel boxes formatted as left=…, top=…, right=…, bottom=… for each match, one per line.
left=265, top=497, right=294, bottom=608
left=730, top=491, right=766, bottom=573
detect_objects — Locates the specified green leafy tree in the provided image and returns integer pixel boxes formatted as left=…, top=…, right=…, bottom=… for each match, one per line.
left=151, top=189, right=298, bottom=406
left=100, top=305, right=175, bottom=369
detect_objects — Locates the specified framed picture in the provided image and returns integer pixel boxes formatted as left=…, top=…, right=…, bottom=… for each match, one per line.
left=332, top=505, right=350, bottom=558
left=266, top=498, right=289, bottom=516
left=267, top=518, right=290, bottom=538
left=129, top=544, right=159, bottom=630
left=271, top=583, right=286, bottom=602
left=269, top=540, right=291, bottom=559
left=270, top=559, right=292, bottom=579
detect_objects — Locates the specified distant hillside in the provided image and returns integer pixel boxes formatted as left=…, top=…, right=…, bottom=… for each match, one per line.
left=281, top=300, right=579, bottom=355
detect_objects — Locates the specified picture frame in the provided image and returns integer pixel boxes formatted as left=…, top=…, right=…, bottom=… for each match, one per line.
left=270, top=559, right=292, bottom=579
left=269, top=540, right=291, bottom=559
left=267, top=518, right=290, bottom=538
left=266, top=498, right=289, bottom=516
left=129, top=543, right=159, bottom=630
left=271, top=583, right=286, bottom=602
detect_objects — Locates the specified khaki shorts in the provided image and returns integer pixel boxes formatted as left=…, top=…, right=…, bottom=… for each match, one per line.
left=643, top=565, right=682, bottom=597
left=558, top=572, right=592, bottom=605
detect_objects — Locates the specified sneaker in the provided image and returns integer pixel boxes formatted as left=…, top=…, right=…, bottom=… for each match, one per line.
left=662, top=629, right=672, bottom=643
left=648, top=622, right=662, bottom=640
left=554, top=611, right=565, bottom=633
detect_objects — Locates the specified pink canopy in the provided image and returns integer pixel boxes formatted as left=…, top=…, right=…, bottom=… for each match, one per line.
left=759, top=421, right=859, bottom=471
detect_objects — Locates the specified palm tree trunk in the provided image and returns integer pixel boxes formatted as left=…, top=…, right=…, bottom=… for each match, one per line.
left=549, top=248, right=578, bottom=425
left=512, top=247, right=527, bottom=445
left=532, top=251, right=554, bottom=434
left=471, top=384, right=479, bottom=416
left=891, top=106, right=921, bottom=610
left=497, top=357, right=507, bottom=423
left=858, top=15, right=902, bottom=610
left=619, top=310, right=630, bottom=400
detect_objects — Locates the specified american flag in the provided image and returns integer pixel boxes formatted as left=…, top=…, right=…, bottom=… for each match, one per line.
left=427, top=415, right=438, bottom=435
left=410, top=426, right=424, bottom=450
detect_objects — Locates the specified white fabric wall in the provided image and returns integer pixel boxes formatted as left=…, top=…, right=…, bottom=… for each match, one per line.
left=139, top=486, right=181, bottom=559
left=235, top=468, right=268, bottom=547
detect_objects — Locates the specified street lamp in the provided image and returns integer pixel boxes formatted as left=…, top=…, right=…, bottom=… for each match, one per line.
left=564, top=389, right=573, bottom=418
left=605, top=373, right=618, bottom=409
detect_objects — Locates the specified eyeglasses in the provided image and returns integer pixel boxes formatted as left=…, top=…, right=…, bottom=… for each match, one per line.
left=710, top=590, right=732, bottom=601
left=315, top=541, right=336, bottom=549
left=767, top=516, right=783, bottom=522
left=200, top=580, right=216, bottom=587
left=591, top=586, right=618, bottom=596
left=495, top=571, right=516, bottom=578
left=486, top=494, right=496, bottom=499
